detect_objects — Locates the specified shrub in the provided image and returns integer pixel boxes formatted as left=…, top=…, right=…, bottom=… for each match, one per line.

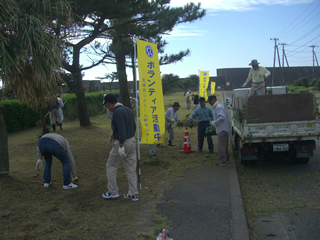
left=293, top=77, right=309, bottom=88
left=313, top=79, right=320, bottom=91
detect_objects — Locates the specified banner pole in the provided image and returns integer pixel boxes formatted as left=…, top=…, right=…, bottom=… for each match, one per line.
left=133, top=35, right=141, bottom=191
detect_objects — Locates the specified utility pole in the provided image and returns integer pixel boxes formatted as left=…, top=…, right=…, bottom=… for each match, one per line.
left=310, top=45, right=319, bottom=80
left=270, top=38, right=281, bottom=86
left=279, top=43, right=289, bottom=85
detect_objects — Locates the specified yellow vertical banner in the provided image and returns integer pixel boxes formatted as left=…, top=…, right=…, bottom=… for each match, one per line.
left=199, top=71, right=209, bottom=99
left=137, top=40, right=165, bottom=144
left=211, top=82, right=216, bottom=95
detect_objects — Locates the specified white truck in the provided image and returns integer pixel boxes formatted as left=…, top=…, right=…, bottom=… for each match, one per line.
left=231, top=87, right=320, bottom=164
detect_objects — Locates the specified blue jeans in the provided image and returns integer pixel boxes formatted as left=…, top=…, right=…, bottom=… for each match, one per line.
left=197, top=121, right=213, bottom=152
left=38, top=138, right=71, bottom=186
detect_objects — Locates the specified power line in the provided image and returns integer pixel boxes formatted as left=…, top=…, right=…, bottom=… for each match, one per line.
left=288, top=24, right=320, bottom=45
left=277, top=0, right=315, bottom=37
left=280, top=3, right=320, bottom=39
left=286, top=35, right=320, bottom=55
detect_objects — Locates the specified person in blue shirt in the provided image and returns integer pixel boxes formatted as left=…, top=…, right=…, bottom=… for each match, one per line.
left=189, top=97, right=214, bottom=153
left=208, top=95, right=230, bottom=166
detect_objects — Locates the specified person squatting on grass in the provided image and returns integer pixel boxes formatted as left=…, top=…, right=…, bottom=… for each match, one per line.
left=208, top=95, right=230, bottom=166
left=189, top=97, right=214, bottom=153
left=165, top=102, right=181, bottom=146
left=102, top=94, right=139, bottom=202
left=36, top=130, right=78, bottom=189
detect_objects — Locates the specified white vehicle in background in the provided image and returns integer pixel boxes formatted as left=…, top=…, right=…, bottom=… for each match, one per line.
left=231, top=86, right=320, bottom=164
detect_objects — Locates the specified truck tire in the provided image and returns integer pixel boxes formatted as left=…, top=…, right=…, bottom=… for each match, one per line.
left=238, top=138, right=247, bottom=164
left=232, top=129, right=239, bottom=150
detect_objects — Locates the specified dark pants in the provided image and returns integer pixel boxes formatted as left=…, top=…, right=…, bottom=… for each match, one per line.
left=38, top=138, right=71, bottom=186
left=197, top=121, right=213, bottom=152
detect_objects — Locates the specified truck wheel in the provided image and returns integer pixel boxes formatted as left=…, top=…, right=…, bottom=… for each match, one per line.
left=232, top=130, right=239, bottom=150
left=238, top=138, right=247, bottom=164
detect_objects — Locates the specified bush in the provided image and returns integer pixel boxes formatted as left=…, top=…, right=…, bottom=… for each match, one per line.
left=286, top=85, right=309, bottom=93
left=312, top=79, right=320, bottom=91
left=293, top=77, right=309, bottom=88
left=1, top=91, right=119, bottom=132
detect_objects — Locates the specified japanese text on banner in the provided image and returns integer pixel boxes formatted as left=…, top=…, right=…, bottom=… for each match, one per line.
left=211, top=82, right=216, bottom=95
left=199, top=71, right=209, bottom=99
left=137, top=40, right=165, bottom=144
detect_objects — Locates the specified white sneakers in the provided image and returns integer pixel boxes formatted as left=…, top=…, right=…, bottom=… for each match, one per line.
left=43, top=182, right=78, bottom=189
left=43, top=182, right=51, bottom=188
left=63, top=182, right=78, bottom=190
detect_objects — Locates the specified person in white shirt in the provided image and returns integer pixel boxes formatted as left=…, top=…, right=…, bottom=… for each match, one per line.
left=185, top=90, right=191, bottom=109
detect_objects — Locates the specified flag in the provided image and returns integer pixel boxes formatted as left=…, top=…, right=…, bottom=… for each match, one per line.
left=137, top=40, right=165, bottom=144
left=211, top=82, right=216, bottom=95
left=199, top=71, right=209, bottom=99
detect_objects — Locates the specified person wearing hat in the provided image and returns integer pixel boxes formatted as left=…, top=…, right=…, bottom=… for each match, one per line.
left=102, top=94, right=139, bottom=201
left=185, top=90, right=191, bottom=109
left=165, top=102, right=181, bottom=146
left=241, top=59, right=271, bottom=97
left=208, top=95, right=230, bottom=166
left=189, top=97, right=214, bottom=153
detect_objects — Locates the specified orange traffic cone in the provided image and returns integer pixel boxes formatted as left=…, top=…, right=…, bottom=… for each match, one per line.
left=180, top=127, right=195, bottom=154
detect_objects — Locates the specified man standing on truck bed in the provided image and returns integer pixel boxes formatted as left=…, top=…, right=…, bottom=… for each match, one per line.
left=241, top=59, right=271, bottom=97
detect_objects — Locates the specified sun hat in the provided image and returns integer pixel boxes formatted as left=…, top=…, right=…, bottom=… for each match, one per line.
left=249, top=59, right=259, bottom=66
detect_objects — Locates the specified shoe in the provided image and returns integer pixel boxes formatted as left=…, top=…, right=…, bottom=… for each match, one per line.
left=63, top=182, right=78, bottom=190
left=149, top=154, right=157, bottom=158
left=72, top=176, right=79, bottom=184
left=124, top=194, right=139, bottom=202
left=168, top=142, right=174, bottom=146
left=198, top=148, right=202, bottom=152
left=102, top=192, right=119, bottom=199
left=43, top=182, right=51, bottom=188
left=209, top=150, right=213, bottom=153
left=216, top=162, right=228, bottom=166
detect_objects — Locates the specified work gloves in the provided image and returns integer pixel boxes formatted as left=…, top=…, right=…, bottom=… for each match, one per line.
left=189, top=121, right=193, bottom=129
left=177, top=120, right=181, bottom=127
left=36, top=159, right=42, bottom=170
left=241, top=82, right=247, bottom=88
left=118, top=146, right=127, bottom=158
left=210, top=121, right=216, bottom=129
left=264, top=73, right=269, bottom=78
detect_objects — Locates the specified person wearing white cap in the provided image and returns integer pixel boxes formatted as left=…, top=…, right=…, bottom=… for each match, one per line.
left=241, top=59, right=271, bottom=97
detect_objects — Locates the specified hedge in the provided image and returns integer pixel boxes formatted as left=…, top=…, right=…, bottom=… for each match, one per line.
left=1, top=91, right=118, bottom=132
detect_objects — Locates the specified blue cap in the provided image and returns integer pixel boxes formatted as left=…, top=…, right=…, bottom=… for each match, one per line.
left=114, top=94, right=120, bottom=99
left=199, top=97, right=205, bottom=102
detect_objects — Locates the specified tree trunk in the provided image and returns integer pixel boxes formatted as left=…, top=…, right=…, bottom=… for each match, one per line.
left=0, top=103, right=9, bottom=175
left=116, top=53, right=132, bottom=109
left=72, top=47, right=91, bottom=126
left=73, top=69, right=91, bottom=126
